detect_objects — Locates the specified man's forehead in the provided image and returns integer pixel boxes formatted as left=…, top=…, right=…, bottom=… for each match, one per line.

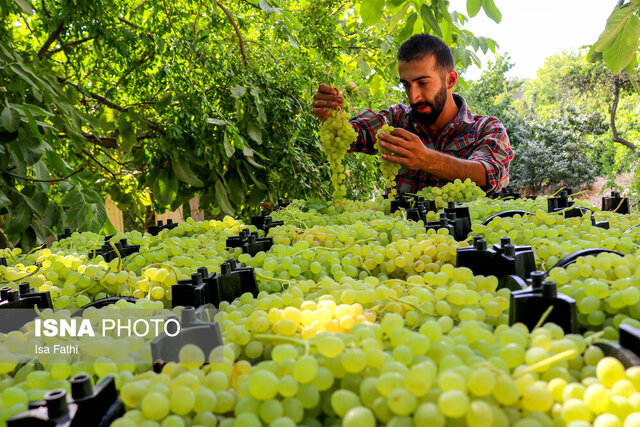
left=398, top=55, right=439, bottom=79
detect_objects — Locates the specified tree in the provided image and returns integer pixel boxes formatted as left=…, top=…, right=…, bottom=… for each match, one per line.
left=589, top=0, right=640, bottom=150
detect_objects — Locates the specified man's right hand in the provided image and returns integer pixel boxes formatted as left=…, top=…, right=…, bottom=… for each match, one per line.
left=312, top=83, right=344, bottom=121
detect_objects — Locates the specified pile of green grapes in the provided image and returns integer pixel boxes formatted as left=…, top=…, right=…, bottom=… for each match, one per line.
left=1, top=190, right=640, bottom=426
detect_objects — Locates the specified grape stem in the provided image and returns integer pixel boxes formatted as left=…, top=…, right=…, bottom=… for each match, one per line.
left=108, top=241, right=123, bottom=273
left=388, top=296, right=435, bottom=316
left=255, top=270, right=296, bottom=285
left=532, top=305, right=554, bottom=330
left=253, top=334, right=310, bottom=356
left=511, top=349, right=577, bottom=379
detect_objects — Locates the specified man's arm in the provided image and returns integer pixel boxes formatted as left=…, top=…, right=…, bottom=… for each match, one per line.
left=348, top=106, right=407, bottom=154
left=377, top=128, right=488, bottom=185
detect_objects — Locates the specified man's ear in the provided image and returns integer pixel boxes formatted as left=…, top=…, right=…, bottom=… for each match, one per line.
left=447, top=70, right=458, bottom=90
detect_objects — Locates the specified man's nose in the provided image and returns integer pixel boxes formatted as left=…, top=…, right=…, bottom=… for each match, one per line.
left=408, top=87, right=422, bottom=104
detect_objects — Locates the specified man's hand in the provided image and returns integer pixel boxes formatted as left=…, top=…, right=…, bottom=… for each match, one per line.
left=377, top=127, right=430, bottom=171
left=312, top=84, right=344, bottom=121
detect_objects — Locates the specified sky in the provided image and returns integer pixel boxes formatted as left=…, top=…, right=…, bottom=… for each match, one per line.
left=447, top=0, right=619, bottom=80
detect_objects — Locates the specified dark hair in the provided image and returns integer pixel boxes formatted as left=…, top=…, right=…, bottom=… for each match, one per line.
left=397, top=33, right=454, bottom=71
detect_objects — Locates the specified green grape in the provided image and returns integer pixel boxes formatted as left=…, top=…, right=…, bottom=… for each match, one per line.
left=331, top=389, right=361, bottom=417
left=249, top=370, right=279, bottom=400
left=141, top=392, right=170, bottom=420
left=343, top=406, right=376, bottom=427
left=178, top=344, right=205, bottom=369
left=292, top=355, right=317, bottom=383
left=438, top=389, right=469, bottom=418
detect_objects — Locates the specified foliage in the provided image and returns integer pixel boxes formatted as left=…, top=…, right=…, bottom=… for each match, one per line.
left=589, top=1, right=640, bottom=82
left=510, top=108, right=604, bottom=191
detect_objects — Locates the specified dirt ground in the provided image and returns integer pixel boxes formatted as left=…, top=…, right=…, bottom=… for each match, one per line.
left=573, top=173, right=634, bottom=208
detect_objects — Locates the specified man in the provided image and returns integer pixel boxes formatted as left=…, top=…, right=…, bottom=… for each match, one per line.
left=312, top=33, right=514, bottom=195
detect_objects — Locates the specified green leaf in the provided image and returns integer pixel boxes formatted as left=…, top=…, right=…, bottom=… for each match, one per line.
left=1, top=107, right=20, bottom=132
left=66, top=204, right=89, bottom=230
left=603, top=14, right=640, bottom=74
left=13, top=0, right=34, bottom=14
left=258, top=0, right=281, bottom=13
left=223, top=132, right=235, bottom=158
left=482, top=0, right=502, bottom=23
left=420, top=5, right=442, bottom=37
left=244, top=164, right=267, bottom=190
left=43, top=202, right=61, bottom=232
left=357, top=59, right=371, bottom=75
left=398, top=12, right=418, bottom=42
left=214, top=178, right=234, bottom=215
left=6, top=203, right=31, bottom=235
left=466, top=0, right=482, bottom=17
left=206, top=117, right=226, bottom=125
left=45, top=150, right=72, bottom=174
left=172, top=158, right=204, bottom=187
left=281, top=10, right=302, bottom=29
left=155, top=93, right=172, bottom=112
left=247, top=122, right=262, bottom=144
left=81, top=188, right=103, bottom=204
left=360, top=0, right=385, bottom=27
left=593, top=3, right=639, bottom=53
left=155, top=169, right=179, bottom=207
left=230, top=86, right=246, bottom=98
left=93, top=201, right=107, bottom=226
left=60, top=190, right=84, bottom=207
left=119, top=113, right=136, bottom=153
left=0, top=191, right=10, bottom=208
left=226, top=172, right=245, bottom=206
left=305, top=198, right=328, bottom=211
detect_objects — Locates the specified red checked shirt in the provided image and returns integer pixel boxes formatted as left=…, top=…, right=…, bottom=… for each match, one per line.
left=348, top=94, right=513, bottom=194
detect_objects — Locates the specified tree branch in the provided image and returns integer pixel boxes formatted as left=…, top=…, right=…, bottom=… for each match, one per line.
left=162, top=0, right=176, bottom=34
left=0, top=167, right=83, bottom=183
left=194, top=0, right=204, bottom=39
left=44, top=37, right=95, bottom=56
left=131, top=0, right=149, bottom=13
left=82, top=149, right=118, bottom=180
left=38, top=21, right=65, bottom=59
left=611, top=77, right=637, bottom=150
left=216, top=1, right=248, bottom=67
left=57, top=77, right=165, bottom=134
left=41, top=0, right=51, bottom=18
left=115, top=52, right=155, bottom=88
left=239, top=0, right=261, bottom=10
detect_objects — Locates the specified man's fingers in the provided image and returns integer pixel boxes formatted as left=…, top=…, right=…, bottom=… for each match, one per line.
left=378, top=133, right=408, bottom=147
left=381, top=153, right=408, bottom=166
left=318, top=83, right=339, bottom=95
left=313, top=91, right=343, bottom=103
left=390, top=127, right=416, bottom=139
left=313, top=100, right=341, bottom=109
left=379, top=140, right=412, bottom=158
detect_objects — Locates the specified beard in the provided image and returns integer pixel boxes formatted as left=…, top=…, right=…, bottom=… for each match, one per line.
left=411, top=84, right=447, bottom=127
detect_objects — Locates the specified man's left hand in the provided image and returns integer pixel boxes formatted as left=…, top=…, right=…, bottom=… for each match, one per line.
left=377, top=128, right=431, bottom=171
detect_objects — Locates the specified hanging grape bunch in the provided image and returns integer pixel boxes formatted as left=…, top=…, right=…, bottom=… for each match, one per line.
left=318, top=104, right=357, bottom=203
left=374, top=122, right=402, bottom=199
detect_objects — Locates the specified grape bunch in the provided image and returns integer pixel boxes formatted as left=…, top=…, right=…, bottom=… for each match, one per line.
left=374, top=123, right=402, bottom=199
left=416, top=178, right=486, bottom=209
left=318, top=108, right=357, bottom=203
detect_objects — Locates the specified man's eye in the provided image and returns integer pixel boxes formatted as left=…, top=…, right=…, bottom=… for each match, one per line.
left=419, top=81, right=428, bottom=87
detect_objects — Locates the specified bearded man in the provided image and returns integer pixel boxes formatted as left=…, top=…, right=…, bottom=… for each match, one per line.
left=312, top=33, right=514, bottom=195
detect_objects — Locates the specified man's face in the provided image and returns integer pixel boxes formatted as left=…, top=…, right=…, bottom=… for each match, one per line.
left=398, top=55, right=449, bottom=127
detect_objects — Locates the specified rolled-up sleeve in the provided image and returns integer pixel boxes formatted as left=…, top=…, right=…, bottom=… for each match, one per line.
left=348, top=105, right=408, bottom=154
left=467, top=117, right=514, bottom=193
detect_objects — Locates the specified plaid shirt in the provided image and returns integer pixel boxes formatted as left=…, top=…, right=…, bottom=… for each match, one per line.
left=349, top=94, right=513, bottom=194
